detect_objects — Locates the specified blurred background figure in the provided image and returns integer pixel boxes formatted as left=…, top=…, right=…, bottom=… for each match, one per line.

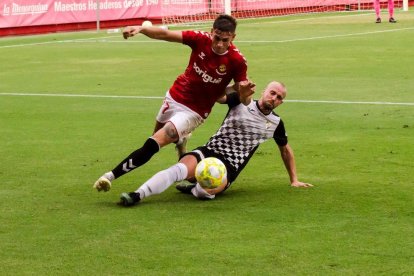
left=374, top=0, right=397, bottom=23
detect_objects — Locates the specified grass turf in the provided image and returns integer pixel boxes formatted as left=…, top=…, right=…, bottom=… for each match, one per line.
left=1, top=10, right=414, bottom=275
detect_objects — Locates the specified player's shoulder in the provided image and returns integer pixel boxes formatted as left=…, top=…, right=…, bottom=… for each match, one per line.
left=226, top=92, right=241, bottom=108
left=269, top=111, right=282, bottom=124
left=183, top=30, right=211, bottom=40
left=228, top=44, right=247, bottom=62
left=271, top=110, right=281, bottom=118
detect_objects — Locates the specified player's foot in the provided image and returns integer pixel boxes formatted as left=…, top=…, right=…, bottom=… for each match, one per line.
left=93, top=176, right=112, bottom=192
left=119, top=192, right=141, bottom=206
left=389, top=17, right=397, bottom=23
left=175, top=134, right=191, bottom=158
left=375, top=17, right=381, bottom=23
left=175, top=180, right=196, bottom=194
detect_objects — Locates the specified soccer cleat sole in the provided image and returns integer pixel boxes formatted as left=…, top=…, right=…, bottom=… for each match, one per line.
left=93, top=177, right=111, bottom=192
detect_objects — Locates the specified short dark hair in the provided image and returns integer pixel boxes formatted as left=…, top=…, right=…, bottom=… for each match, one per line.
left=213, top=14, right=237, bottom=33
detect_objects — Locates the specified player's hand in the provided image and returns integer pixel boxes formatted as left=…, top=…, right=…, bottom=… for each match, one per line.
left=122, top=26, right=140, bottom=39
left=240, top=80, right=256, bottom=92
left=204, top=182, right=227, bottom=195
left=239, top=80, right=256, bottom=97
left=291, top=181, right=313, bottom=188
left=238, top=80, right=256, bottom=105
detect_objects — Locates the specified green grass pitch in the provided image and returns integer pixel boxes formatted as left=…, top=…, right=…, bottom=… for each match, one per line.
left=1, top=10, right=414, bottom=275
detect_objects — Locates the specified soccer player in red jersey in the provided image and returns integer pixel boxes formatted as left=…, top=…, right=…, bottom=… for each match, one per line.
left=94, top=15, right=248, bottom=192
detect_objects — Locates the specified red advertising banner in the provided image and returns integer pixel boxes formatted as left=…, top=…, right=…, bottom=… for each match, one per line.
left=159, top=0, right=208, bottom=17
left=0, top=0, right=165, bottom=28
left=210, top=0, right=373, bottom=12
left=0, top=0, right=378, bottom=29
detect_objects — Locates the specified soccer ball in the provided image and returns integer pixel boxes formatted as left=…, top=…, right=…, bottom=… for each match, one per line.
left=195, top=157, right=227, bottom=189
left=141, top=20, right=152, bottom=27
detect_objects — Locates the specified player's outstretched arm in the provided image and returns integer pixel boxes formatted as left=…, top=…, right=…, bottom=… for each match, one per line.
left=278, top=144, right=313, bottom=188
left=237, top=80, right=255, bottom=105
left=123, top=26, right=182, bottom=43
left=122, top=26, right=140, bottom=39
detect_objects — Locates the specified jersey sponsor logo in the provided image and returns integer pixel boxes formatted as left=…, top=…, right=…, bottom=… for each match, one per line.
left=198, top=52, right=206, bottom=60
left=193, top=62, right=222, bottom=84
left=216, top=64, right=227, bottom=76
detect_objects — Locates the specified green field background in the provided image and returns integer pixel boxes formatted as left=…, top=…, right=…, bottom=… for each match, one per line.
left=1, top=11, right=413, bottom=275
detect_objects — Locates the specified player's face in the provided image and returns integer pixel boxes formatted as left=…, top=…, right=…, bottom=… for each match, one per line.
left=260, top=83, right=286, bottom=113
left=211, top=29, right=235, bottom=54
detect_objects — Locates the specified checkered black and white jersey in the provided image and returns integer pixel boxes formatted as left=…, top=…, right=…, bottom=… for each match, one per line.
left=205, top=93, right=287, bottom=177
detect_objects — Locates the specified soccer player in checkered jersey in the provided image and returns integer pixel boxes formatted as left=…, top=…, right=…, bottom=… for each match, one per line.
left=93, top=15, right=248, bottom=192
left=118, top=80, right=313, bottom=206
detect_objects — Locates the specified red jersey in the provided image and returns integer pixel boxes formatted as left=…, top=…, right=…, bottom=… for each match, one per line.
left=169, top=30, right=248, bottom=119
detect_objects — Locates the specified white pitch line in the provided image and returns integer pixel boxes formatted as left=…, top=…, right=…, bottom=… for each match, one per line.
left=59, top=27, right=414, bottom=45
left=0, top=35, right=118, bottom=49
left=254, top=11, right=372, bottom=24
left=237, top=27, right=414, bottom=43
left=1, top=13, right=413, bottom=49
left=1, top=92, right=413, bottom=106
left=0, top=92, right=163, bottom=99
left=287, top=99, right=414, bottom=106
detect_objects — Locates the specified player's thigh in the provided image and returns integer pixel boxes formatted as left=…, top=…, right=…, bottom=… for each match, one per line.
left=169, top=111, right=203, bottom=140
left=156, top=95, right=203, bottom=140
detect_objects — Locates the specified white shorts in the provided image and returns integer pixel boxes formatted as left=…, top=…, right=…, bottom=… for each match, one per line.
left=156, top=91, right=204, bottom=142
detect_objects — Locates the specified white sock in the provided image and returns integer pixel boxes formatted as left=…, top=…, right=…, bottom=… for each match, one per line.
left=137, top=163, right=188, bottom=199
left=103, top=171, right=115, bottom=181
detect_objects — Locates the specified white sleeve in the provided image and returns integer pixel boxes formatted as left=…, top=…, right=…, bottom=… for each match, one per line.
left=191, top=183, right=215, bottom=199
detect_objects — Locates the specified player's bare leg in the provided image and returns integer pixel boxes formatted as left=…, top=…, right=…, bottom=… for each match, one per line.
left=175, top=133, right=191, bottom=158
left=151, top=122, right=180, bottom=147
left=152, top=121, right=165, bottom=135
left=93, top=122, right=179, bottom=192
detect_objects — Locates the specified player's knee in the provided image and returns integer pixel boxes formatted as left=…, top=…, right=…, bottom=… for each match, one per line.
left=164, top=123, right=179, bottom=141
left=152, top=124, right=178, bottom=146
